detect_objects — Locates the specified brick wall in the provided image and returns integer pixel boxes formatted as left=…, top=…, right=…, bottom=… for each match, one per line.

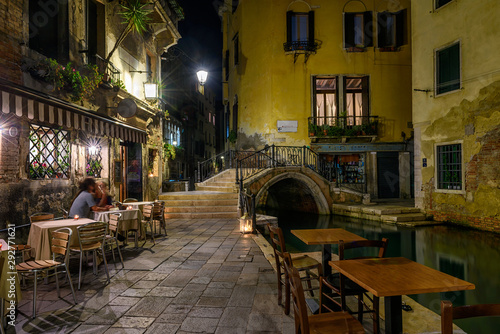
left=0, top=0, right=23, bottom=84
left=429, top=210, right=500, bottom=233
left=0, top=124, right=19, bottom=182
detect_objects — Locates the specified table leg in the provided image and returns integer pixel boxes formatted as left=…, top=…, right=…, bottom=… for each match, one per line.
left=322, top=244, right=332, bottom=277
left=385, top=295, right=403, bottom=334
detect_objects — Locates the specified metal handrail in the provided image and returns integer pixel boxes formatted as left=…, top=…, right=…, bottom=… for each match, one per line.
left=197, top=150, right=236, bottom=183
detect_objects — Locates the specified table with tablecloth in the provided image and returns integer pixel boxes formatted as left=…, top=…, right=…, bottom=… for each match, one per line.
left=27, top=218, right=96, bottom=261
left=92, top=209, right=142, bottom=245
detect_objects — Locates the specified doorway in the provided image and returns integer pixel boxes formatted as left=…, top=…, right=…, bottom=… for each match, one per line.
left=126, top=143, right=142, bottom=201
left=377, top=152, right=399, bottom=198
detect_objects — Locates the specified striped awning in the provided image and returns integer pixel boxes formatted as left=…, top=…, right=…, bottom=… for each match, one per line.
left=0, top=84, right=147, bottom=144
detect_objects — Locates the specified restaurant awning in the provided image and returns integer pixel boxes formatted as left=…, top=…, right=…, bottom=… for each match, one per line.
left=0, top=79, right=147, bottom=144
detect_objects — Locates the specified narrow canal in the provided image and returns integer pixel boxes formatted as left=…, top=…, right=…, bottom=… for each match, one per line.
left=259, top=209, right=500, bottom=334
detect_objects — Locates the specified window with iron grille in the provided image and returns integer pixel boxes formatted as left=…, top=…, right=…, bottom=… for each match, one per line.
left=437, top=143, right=462, bottom=190
left=28, top=124, right=70, bottom=179
left=86, top=144, right=103, bottom=177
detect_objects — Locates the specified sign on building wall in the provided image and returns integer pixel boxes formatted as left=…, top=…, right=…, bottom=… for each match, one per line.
left=277, top=120, right=298, bottom=133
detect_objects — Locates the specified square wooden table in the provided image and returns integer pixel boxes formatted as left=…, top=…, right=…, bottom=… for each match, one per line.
left=27, top=218, right=96, bottom=260
left=291, top=228, right=366, bottom=277
left=329, top=257, right=475, bottom=334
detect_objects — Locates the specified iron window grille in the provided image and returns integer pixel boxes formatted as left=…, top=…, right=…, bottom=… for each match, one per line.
left=437, top=144, right=462, bottom=190
left=86, top=145, right=103, bottom=178
left=28, top=124, right=71, bottom=179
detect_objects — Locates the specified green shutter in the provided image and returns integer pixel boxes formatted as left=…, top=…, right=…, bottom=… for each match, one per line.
left=286, top=11, right=293, bottom=43
left=438, top=43, right=460, bottom=94
left=377, top=12, right=388, bottom=48
left=395, top=9, right=407, bottom=47
left=308, top=11, right=315, bottom=46
left=344, top=13, right=355, bottom=48
left=363, top=11, right=373, bottom=47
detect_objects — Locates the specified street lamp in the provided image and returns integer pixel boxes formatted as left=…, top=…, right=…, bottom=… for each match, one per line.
left=144, top=82, right=158, bottom=99
left=196, top=70, right=208, bottom=86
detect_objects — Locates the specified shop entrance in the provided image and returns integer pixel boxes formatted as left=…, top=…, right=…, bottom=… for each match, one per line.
left=377, top=152, right=399, bottom=198
left=126, top=142, right=142, bottom=201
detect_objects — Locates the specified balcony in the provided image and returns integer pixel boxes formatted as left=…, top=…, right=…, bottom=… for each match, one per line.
left=308, top=116, right=379, bottom=143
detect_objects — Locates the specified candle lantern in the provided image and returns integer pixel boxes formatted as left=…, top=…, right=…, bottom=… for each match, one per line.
left=126, top=205, right=133, bottom=210
left=74, top=215, right=79, bottom=220
left=239, top=215, right=253, bottom=234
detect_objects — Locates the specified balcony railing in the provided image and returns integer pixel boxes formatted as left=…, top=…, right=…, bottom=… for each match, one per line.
left=283, top=40, right=319, bottom=53
left=308, top=116, right=379, bottom=138
left=93, top=54, right=121, bottom=84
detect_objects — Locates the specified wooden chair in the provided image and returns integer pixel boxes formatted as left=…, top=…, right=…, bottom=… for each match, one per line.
left=30, top=212, right=55, bottom=223
left=267, top=224, right=323, bottom=315
left=123, top=198, right=138, bottom=203
left=152, top=201, right=167, bottom=237
left=104, top=213, right=124, bottom=269
left=283, top=252, right=365, bottom=334
left=70, top=221, right=110, bottom=290
left=320, top=238, right=388, bottom=334
left=16, top=228, right=77, bottom=318
left=441, top=300, right=500, bottom=334
left=140, top=204, right=155, bottom=246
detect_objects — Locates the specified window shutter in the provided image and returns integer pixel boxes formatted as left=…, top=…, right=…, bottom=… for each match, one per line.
left=395, top=9, right=407, bottom=47
left=224, top=50, right=229, bottom=81
left=377, top=12, right=387, bottom=48
left=363, top=11, right=373, bottom=47
left=361, top=76, right=370, bottom=117
left=343, top=13, right=355, bottom=48
left=286, top=11, right=293, bottom=43
left=308, top=11, right=315, bottom=46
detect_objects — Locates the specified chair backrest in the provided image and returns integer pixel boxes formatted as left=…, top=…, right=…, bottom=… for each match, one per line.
left=51, top=227, right=72, bottom=264
left=109, top=213, right=122, bottom=234
left=339, top=238, right=389, bottom=260
left=152, top=201, right=164, bottom=219
left=123, top=198, right=138, bottom=203
left=143, top=204, right=153, bottom=219
left=283, top=252, right=310, bottom=334
left=77, top=221, right=108, bottom=249
left=30, top=212, right=55, bottom=223
left=267, top=224, right=287, bottom=275
left=441, top=300, right=500, bottom=334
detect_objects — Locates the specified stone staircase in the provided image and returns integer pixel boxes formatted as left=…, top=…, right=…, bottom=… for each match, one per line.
left=159, top=169, right=239, bottom=219
left=332, top=202, right=440, bottom=227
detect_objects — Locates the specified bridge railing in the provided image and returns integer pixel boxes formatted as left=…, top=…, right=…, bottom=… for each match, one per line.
left=236, top=145, right=331, bottom=183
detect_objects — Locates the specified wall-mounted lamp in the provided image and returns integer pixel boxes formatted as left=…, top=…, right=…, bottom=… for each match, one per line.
left=88, top=145, right=98, bottom=156
left=196, top=70, right=208, bottom=86
left=144, top=82, right=158, bottom=99
left=172, top=140, right=178, bottom=146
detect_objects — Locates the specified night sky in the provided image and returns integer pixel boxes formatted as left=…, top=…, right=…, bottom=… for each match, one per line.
left=177, top=0, right=223, bottom=101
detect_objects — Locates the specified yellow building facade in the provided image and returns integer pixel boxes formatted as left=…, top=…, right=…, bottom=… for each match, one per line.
left=412, top=0, right=500, bottom=232
left=222, top=0, right=413, bottom=199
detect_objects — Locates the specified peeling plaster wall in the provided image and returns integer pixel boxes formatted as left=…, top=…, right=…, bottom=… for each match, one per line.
left=223, top=0, right=413, bottom=150
left=413, top=0, right=500, bottom=232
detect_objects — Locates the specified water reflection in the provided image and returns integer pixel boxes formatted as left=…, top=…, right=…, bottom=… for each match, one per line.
left=260, top=209, right=500, bottom=333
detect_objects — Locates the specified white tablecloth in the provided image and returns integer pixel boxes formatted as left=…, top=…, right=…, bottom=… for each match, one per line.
left=91, top=209, right=140, bottom=232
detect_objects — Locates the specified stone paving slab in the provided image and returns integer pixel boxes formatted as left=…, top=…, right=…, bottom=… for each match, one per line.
left=4, top=217, right=455, bottom=334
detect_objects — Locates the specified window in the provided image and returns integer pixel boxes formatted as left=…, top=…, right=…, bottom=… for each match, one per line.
left=313, top=76, right=369, bottom=126
left=436, top=42, right=461, bottom=95
left=29, top=0, right=69, bottom=60
left=233, top=34, right=239, bottom=65
left=28, top=124, right=70, bottom=179
left=86, top=0, right=105, bottom=64
left=344, top=77, right=369, bottom=125
left=224, top=50, right=229, bottom=81
left=285, top=11, right=316, bottom=52
left=377, top=10, right=406, bottom=49
left=314, top=77, right=338, bottom=126
left=86, top=144, right=103, bottom=178
left=436, top=0, right=453, bottom=10
left=344, top=12, right=373, bottom=49
left=436, top=143, right=462, bottom=190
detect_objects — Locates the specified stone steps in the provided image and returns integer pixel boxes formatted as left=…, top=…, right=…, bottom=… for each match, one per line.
left=164, top=212, right=239, bottom=219
left=164, top=205, right=237, bottom=213
left=159, top=192, right=238, bottom=200
left=195, top=185, right=237, bottom=193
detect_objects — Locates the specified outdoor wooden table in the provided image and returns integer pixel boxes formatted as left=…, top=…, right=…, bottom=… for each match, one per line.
left=27, top=218, right=96, bottom=260
left=291, top=228, right=366, bottom=277
left=329, top=257, right=475, bottom=334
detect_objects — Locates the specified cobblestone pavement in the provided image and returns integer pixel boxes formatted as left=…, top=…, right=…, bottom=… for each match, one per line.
left=8, top=219, right=298, bottom=334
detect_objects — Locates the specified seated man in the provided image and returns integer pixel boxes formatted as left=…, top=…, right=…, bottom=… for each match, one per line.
left=69, top=177, right=110, bottom=218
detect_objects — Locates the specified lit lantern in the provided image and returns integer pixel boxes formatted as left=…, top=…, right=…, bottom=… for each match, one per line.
left=74, top=215, right=79, bottom=220
left=144, top=82, right=158, bottom=99
left=196, top=70, right=208, bottom=86
left=239, top=215, right=253, bottom=234
left=127, top=205, right=133, bottom=210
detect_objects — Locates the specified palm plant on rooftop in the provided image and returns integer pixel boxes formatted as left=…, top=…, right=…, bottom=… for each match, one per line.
left=105, top=0, right=152, bottom=71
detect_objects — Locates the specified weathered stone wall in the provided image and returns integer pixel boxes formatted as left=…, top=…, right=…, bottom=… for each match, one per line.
left=0, top=0, right=23, bottom=84
left=419, top=81, right=500, bottom=232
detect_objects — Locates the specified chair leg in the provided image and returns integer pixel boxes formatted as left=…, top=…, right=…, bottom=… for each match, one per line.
left=277, top=274, right=283, bottom=306
left=305, top=271, right=314, bottom=297
left=78, top=253, right=83, bottom=290
left=54, top=267, right=60, bottom=298
left=32, top=271, right=37, bottom=319
left=65, top=265, right=77, bottom=304
left=284, top=276, right=290, bottom=315
left=115, top=238, right=125, bottom=269
left=110, top=240, right=116, bottom=263
left=101, top=245, right=110, bottom=283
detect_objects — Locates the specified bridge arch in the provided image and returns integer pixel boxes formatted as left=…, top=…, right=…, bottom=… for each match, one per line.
left=247, top=168, right=331, bottom=215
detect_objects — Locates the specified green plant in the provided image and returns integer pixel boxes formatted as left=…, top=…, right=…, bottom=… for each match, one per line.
left=105, top=0, right=152, bottom=71
left=163, top=143, right=176, bottom=161
left=108, top=77, right=126, bottom=90
left=328, top=125, right=344, bottom=137
left=228, top=130, right=237, bottom=144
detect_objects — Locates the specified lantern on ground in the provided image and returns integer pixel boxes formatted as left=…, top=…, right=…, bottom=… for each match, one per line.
left=239, top=214, right=253, bottom=234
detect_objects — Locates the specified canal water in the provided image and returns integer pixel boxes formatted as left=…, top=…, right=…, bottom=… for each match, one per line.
left=259, top=209, right=500, bottom=334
